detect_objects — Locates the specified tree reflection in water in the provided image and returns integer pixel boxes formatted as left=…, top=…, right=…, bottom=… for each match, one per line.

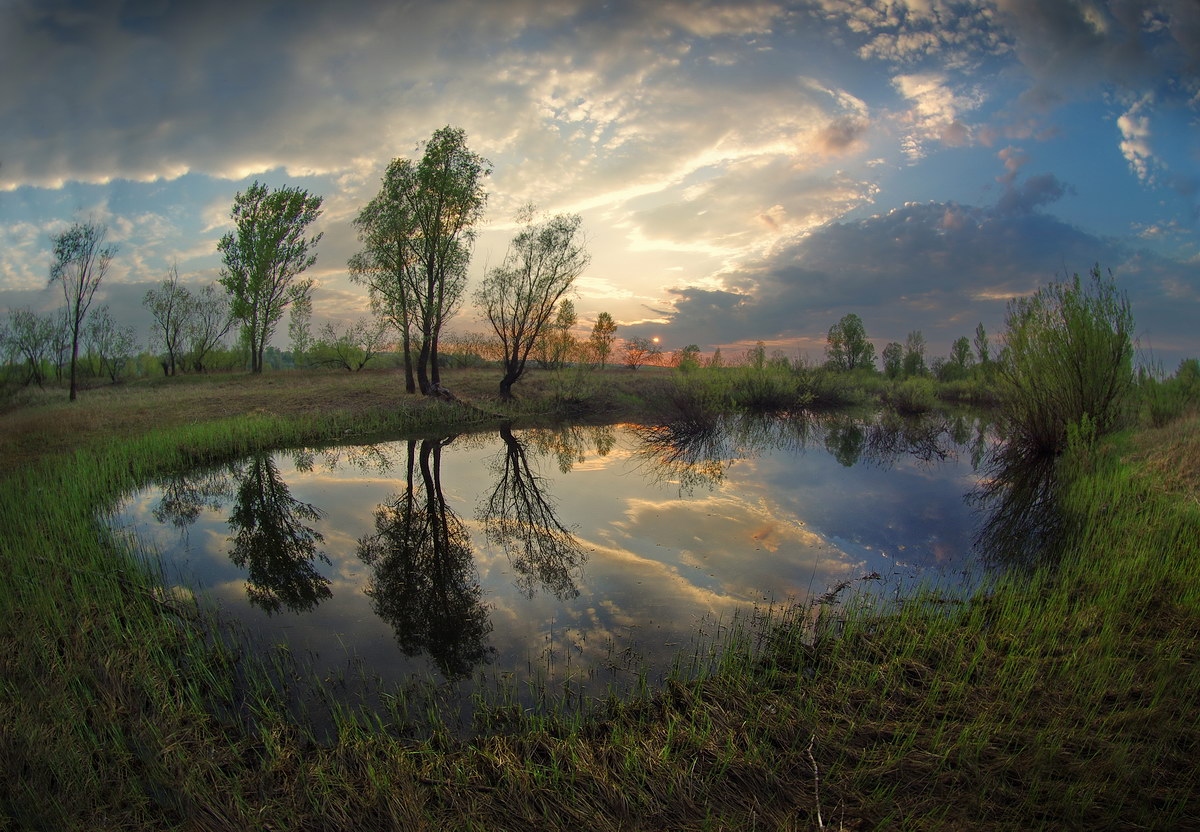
left=226, top=453, right=332, bottom=615
left=971, top=443, right=1065, bottom=570
left=358, top=438, right=494, bottom=681
left=478, top=425, right=588, bottom=599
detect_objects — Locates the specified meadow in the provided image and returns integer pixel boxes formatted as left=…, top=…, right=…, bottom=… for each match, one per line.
left=1, top=365, right=1197, bottom=830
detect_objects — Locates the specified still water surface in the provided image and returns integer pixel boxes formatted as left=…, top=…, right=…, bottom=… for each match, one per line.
left=109, top=412, right=990, bottom=729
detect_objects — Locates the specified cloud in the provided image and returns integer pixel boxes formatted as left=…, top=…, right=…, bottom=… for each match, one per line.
left=1116, top=95, right=1159, bottom=183
left=645, top=186, right=1196, bottom=364
left=994, top=172, right=1073, bottom=215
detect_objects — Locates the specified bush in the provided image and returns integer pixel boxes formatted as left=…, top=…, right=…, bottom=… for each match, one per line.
left=887, top=376, right=936, bottom=414
left=997, top=266, right=1134, bottom=456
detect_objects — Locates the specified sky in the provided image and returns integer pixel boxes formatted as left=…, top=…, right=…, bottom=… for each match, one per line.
left=2, top=0, right=1198, bottom=368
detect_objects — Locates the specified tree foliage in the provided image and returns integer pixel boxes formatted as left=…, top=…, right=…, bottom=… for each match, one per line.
left=348, top=157, right=421, bottom=392
left=902, top=330, right=927, bottom=377
left=143, top=263, right=193, bottom=376
left=997, top=265, right=1134, bottom=456
left=408, top=127, right=491, bottom=394
left=825, top=313, right=876, bottom=372
left=217, top=181, right=324, bottom=374
left=475, top=210, right=589, bottom=397
left=589, top=311, right=617, bottom=368
left=49, top=221, right=117, bottom=400
left=350, top=128, right=490, bottom=394
left=622, top=336, right=662, bottom=370
left=881, top=341, right=903, bottom=379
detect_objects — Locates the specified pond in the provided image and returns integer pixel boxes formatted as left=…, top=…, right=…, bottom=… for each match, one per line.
left=108, top=410, right=992, bottom=734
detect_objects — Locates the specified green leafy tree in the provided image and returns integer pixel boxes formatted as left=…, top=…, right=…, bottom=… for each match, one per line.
left=974, top=321, right=990, bottom=366
left=217, top=181, right=324, bottom=374
left=882, top=341, right=903, bottom=379
left=825, top=313, right=876, bottom=372
left=589, top=311, right=617, bottom=368
left=348, top=157, right=421, bottom=392
left=676, top=344, right=702, bottom=372
left=902, top=330, right=927, bottom=377
left=998, top=265, right=1133, bottom=455
left=476, top=210, right=590, bottom=397
left=408, top=126, right=491, bottom=394
left=49, top=221, right=117, bottom=400
left=939, top=335, right=975, bottom=381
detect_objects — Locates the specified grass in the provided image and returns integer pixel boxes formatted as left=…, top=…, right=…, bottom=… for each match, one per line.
left=2, top=366, right=1198, bottom=829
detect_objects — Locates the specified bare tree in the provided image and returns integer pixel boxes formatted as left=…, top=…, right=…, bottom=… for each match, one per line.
left=48, top=221, right=117, bottom=400
left=143, top=262, right=193, bottom=376
left=186, top=283, right=234, bottom=372
left=475, top=210, right=589, bottom=397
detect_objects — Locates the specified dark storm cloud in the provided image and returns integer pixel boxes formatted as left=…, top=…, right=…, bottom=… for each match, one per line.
left=994, top=0, right=1200, bottom=107
left=650, top=186, right=1196, bottom=364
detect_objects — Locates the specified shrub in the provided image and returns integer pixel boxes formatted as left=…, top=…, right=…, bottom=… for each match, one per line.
left=997, top=265, right=1134, bottom=456
left=888, top=376, right=936, bottom=415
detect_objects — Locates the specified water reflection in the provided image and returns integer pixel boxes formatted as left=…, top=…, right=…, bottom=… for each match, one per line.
left=358, top=438, right=494, bottom=680
left=478, top=425, right=588, bottom=599
left=971, top=443, right=1064, bottom=569
left=227, top=453, right=332, bottom=615
left=114, top=411, right=994, bottom=731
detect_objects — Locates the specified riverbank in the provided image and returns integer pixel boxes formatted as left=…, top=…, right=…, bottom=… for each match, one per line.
left=2, top=367, right=1197, bottom=829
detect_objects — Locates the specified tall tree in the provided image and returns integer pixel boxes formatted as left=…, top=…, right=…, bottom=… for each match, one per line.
left=825, top=313, right=875, bottom=372
left=48, top=221, right=117, bottom=400
left=348, top=157, right=421, bottom=392
left=143, top=262, right=193, bottom=376
left=974, top=321, right=991, bottom=365
left=475, top=210, right=590, bottom=397
left=589, top=311, right=617, bottom=368
left=217, top=181, right=323, bottom=373
left=409, top=126, right=491, bottom=394
left=537, top=297, right=577, bottom=369
left=902, top=330, right=927, bottom=377
left=882, top=341, right=903, bottom=379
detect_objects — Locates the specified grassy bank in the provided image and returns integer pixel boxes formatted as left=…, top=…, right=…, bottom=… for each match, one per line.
left=1, top=367, right=1197, bottom=829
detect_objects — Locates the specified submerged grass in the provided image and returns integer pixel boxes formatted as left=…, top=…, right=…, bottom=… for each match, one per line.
left=2, top=367, right=1198, bottom=829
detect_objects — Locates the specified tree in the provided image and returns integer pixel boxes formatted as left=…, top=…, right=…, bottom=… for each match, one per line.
left=589, top=311, right=617, bottom=368
left=902, top=330, right=927, bottom=377
left=348, top=157, right=421, bottom=393
left=143, top=263, right=193, bottom=376
left=939, top=335, right=975, bottom=382
left=4, top=308, right=56, bottom=387
left=997, top=265, right=1133, bottom=456
left=825, top=313, right=876, bottom=372
left=287, top=288, right=313, bottom=367
left=476, top=210, right=590, bottom=397
left=313, top=318, right=390, bottom=371
left=408, top=126, right=491, bottom=394
left=622, top=336, right=662, bottom=369
left=217, top=181, right=323, bottom=373
left=49, top=221, right=117, bottom=400
left=84, top=305, right=137, bottom=383
left=974, top=321, right=990, bottom=366
left=536, top=298, right=577, bottom=370
left=186, top=283, right=234, bottom=372
left=882, top=341, right=903, bottom=379
left=676, top=344, right=702, bottom=372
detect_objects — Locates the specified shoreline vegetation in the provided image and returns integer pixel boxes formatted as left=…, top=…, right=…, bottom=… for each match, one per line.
left=2, top=364, right=1198, bottom=830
